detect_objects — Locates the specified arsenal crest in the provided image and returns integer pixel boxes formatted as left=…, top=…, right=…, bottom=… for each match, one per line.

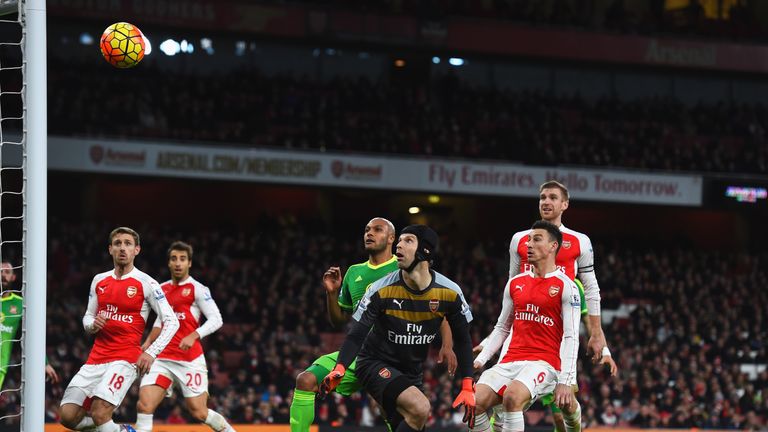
left=181, top=288, right=191, bottom=297
left=429, top=299, right=440, bottom=313
left=126, top=286, right=138, bottom=298
left=562, top=240, right=571, bottom=249
left=549, top=286, right=560, bottom=297
left=378, top=368, right=391, bottom=379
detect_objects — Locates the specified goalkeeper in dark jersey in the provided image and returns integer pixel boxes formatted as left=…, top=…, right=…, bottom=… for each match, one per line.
left=319, top=225, right=477, bottom=432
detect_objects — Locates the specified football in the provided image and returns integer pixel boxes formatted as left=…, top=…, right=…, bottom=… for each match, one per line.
left=99, top=22, right=145, bottom=68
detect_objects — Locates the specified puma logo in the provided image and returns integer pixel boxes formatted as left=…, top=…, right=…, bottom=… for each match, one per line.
left=392, top=299, right=404, bottom=309
left=515, top=284, right=524, bottom=291
left=98, top=286, right=107, bottom=294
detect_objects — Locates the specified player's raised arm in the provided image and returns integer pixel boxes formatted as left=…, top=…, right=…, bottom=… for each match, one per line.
left=325, top=266, right=348, bottom=328
left=475, top=279, right=515, bottom=368
left=82, top=276, right=104, bottom=334
left=143, top=281, right=180, bottom=359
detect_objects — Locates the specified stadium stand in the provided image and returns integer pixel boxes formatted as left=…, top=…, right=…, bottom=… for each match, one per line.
left=48, top=65, right=768, bottom=175
left=5, top=218, right=761, bottom=428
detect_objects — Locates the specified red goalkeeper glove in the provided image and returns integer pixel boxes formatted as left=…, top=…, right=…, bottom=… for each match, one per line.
left=318, top=364, right=346, bottom=400
left=452, top=377, right=476, bottom=428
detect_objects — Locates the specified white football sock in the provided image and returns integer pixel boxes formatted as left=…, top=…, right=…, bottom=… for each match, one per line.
left=499, top=411, right=524, bottom=432
left=74, top=416, right=96, bottom=431
left=470, top=412, right=491, bottom=432
left=135, top=413, right=154, bottom=432
left=95, top=420, right=121, bottom=432
left=491, top=406, right=503, bottom=432
left=205, top=409, right=235, bottom=431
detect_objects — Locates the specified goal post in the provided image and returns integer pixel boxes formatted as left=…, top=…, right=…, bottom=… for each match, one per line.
left=21, top=0, right=46, bottom=429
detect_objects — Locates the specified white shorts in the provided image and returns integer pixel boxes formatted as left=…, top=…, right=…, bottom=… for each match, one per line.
left=139, top=355, right=208, bottom=398
left=477, top=360, right=557, bottom=407
left=61, top=361, right=138, bottom=408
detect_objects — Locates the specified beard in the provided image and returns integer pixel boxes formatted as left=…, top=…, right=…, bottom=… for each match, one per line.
left=365, top=242, right=386, bottom=254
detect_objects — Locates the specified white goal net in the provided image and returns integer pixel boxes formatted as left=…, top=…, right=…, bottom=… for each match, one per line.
left=0, top=0, right=25, bottom=428
left=0, top=0, right=46, bottom=430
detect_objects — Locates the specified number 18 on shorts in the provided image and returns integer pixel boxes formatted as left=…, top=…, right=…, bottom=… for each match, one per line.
left=61, top=361, right=139, bottom=408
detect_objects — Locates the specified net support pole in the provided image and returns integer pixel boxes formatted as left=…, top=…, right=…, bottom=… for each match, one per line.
left=22, top=0, right=47, bottom=430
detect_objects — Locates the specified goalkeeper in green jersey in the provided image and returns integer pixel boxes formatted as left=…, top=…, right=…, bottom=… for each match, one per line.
left=290, top=218, right=457, bottom=432
left=0, top=262, right=59, bottom=389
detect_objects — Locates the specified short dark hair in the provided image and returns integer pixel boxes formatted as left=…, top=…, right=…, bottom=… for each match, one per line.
left=539, top=180, right=569, bottom=201
left=167, top=241, right=193, bottom=260
left=531, top=220, right=562, bottom=255
left=109, top=227, right=140, bottom=245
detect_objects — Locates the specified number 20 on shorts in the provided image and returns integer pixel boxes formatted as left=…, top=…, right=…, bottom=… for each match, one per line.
left=186, top=372, right=202, bottom=387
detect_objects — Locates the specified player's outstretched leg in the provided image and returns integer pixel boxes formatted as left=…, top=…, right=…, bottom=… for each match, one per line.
left=185, top=393, right=236, bottom=431
left=290, top=370, right=320, bottom=432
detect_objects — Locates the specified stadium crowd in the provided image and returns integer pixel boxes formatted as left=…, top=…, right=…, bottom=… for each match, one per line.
left=0, top=217, right=765, bottom=429
left=264, top=0, right=762, bottom=42
left=49, top=67, right=768, bottom=175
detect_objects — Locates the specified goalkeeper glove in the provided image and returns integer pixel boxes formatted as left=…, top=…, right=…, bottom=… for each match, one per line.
left=318, top=364, right=346, bottom=400
left=452, top=377, right=477, bottom=428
